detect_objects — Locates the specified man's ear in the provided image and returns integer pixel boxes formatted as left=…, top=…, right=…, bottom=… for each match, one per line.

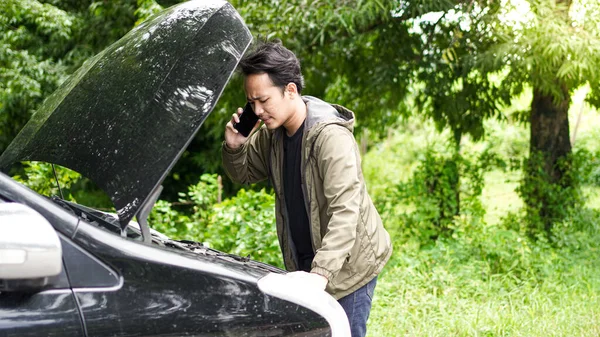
left=285, top=82, right=298, bottom=98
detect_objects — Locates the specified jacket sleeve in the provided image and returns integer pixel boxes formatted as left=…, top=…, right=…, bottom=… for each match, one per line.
left=221, top=126, right=271, bottom=184
left=310, top=125, right=361, bottom=281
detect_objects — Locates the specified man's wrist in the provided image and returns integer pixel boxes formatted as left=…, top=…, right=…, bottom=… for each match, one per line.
left=225, top=141, right=239, bottom=149
left=222, top=140, right=243, bottom=153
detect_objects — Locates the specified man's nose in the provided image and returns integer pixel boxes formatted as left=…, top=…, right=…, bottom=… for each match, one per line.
left=254, top=103, right=263, bottom=115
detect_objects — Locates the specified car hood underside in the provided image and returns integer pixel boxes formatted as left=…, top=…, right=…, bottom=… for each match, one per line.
left=0, top=0, right=252, bottom=227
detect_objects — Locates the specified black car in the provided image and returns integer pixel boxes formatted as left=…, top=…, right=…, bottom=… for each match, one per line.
left=0, top=1, right=350, bottom=336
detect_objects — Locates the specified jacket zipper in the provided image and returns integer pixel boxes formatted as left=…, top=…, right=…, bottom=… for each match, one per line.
left=300, top=122, right=316, bottom=255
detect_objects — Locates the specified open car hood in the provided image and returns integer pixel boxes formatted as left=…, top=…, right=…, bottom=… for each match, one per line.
left=0, top=0, right=252, bottom=226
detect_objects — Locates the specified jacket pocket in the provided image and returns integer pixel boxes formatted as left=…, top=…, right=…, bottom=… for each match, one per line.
left=331, top=238, right=361, bottom=286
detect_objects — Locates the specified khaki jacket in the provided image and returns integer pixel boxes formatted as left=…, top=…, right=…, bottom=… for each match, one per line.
left=222, top=96, right=392, bottom=299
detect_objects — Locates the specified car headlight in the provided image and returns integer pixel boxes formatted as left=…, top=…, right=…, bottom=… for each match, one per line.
left=257, top=272, right=351, bottom=337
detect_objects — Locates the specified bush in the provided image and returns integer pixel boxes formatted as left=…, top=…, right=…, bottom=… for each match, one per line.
left=517, top=149, right=596, bottom=239
left=207, top=188, right=282, bottom=268
left=13, top=161, right=81, bottom=200
left=388, top=145, right=502, bottom=243
left=149, top=174, right=282, bottom=268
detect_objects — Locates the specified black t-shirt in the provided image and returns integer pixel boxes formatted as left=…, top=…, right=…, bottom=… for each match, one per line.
left=283, top=123, right=314, bottom=272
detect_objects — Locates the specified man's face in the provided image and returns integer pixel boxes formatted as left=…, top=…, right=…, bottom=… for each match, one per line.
left=244, top=73, right=293, bottom=130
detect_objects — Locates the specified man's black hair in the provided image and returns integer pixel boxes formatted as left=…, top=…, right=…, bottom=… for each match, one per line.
left=239, top=39, right=304, bottom=94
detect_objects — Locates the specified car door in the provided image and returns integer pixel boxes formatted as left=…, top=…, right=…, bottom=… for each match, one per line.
left=0, top=270, right=84, bottom=337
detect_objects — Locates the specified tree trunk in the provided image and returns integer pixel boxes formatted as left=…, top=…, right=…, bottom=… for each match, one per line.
left=526, top=86, right=572, bottom=233
left=530, top=86, right=571, bottom=183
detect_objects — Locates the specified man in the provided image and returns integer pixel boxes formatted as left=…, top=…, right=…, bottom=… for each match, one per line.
left=222, top=40, right=392, bottom=337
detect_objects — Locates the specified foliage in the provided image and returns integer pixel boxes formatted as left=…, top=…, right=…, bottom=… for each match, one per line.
left=166, top=0, right=413, bottom=197
left=369, top=212, right=600, bottom=336
left=384, top=0, right=600, bottom=231
left=0, top=0, right=73, bottom=149
left=364, top=121, right=600, bottom=335
left=572, top=127, right=600, bottom=186
left=405, top=0, right=600, bottom=139
left=10, top=166, right=281, bottom=268
left=0, top=0, right=145, bottom=154
left=516, top=148, right=599, bottom=238
left=12, top=161, right=80, bottom=200
left=388, top=144, right=502, bottom=243
left=149, top=174, right=282, bottom=268
left=362, top=103, right=600, bottom=336
left=207, top=188, right=281, bottom=268
left=486, top=0, right=600, bottom=107
left=134, top=0, right=163, bottom=25
left=148, top=199, right=192, bottom=238
left=228, top=0, right=600, bottom=231
left=3, top=0, right=600, bottom=220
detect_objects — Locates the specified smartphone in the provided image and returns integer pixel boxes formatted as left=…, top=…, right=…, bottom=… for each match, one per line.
left=234, top=103, right=259, bottom=137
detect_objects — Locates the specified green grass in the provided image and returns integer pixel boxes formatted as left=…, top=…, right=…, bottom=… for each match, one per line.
left=368, top=237, right=600, bottom=336
left=480, top=169, right=522, bottom=226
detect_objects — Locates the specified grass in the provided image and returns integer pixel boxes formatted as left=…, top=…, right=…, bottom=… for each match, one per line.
left=480, top=169, right=522, bottom=226
left=368, top=238, right=600, bottom=336
left=364, top=99, right=600, bottom=336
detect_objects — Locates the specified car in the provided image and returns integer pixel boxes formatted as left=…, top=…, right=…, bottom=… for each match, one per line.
left=0, top=1, right=350, bottom=336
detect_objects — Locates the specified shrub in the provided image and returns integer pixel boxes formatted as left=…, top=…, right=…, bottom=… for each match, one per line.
left=517, top=149, right=596, bottom=239
left=149, top=174, right=282, bottom=268
left=389, top=145, right=502, bottom=243
left=13, top=161, right=81, bottom=200
left=207, top=188, right=282, bottom=268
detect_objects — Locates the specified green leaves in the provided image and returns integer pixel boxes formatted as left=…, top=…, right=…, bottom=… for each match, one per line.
left=208, top=188, right=281, bottom=267
left=0, top=0, right=76, bottom=150
left=390, top=144, right=502, bottom=243
left=1, top=0, right=75, bottom=56
left=13, top=161, right=81, bottom=200
left=0, top=0, right=142, bottom=154
left=149, top=174, right=282, bottom=267
left=489, top=0, right=600, bottom=102
left=134, top=0, right=163, bottom=25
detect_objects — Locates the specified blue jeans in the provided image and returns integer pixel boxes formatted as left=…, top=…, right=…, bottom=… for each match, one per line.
left=337, top=276, right=377, bottom=337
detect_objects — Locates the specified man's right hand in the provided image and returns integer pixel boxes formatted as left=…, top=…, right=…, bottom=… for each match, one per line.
left=224, top=107, right=259, bottom=149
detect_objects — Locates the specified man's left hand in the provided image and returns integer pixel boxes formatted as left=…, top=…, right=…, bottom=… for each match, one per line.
left=285, top=271, right=328, bottom=291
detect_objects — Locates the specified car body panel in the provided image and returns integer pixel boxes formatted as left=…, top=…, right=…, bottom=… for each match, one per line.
left=68, top=217, right=329, bottom=336
left=0, top=290, right=84, bottom=337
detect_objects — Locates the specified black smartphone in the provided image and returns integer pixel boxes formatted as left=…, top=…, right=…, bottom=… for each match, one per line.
left=234, top=102, right=259, bottom=137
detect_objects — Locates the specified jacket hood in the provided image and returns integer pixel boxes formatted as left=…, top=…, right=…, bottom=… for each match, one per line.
left=302, top=96, right=355, bottom=145
left=0, top=0, right=252, bottom=226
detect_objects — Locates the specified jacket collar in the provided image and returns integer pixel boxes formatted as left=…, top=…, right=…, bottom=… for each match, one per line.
left=272, top=96, right=355, bottom=146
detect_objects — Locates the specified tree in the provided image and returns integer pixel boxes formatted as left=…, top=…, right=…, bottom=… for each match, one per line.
left=0, top=0, right=75, bottom=149
left=235, top=0, right=600, bottom=234
left=0, top=0, right=144, bottom=153
left=490, top=0, right=600, bottom=233
left=412, top=0, right=600, bottom=234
